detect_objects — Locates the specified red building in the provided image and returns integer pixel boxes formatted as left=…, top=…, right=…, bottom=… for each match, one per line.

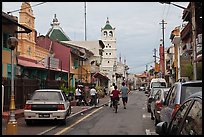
left=159, top=44, right=165, bottom=77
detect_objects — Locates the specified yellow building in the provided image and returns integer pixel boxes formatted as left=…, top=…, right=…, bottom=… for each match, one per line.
left=2, top=11, right=31, bottom=79
left=18, top=2, right=37, bottom=60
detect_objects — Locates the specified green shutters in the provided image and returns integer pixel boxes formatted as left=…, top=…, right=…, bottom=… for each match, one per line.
left=73, top=59, right=78, bottom=69
left=7, top=64, right=16, bottom=79
left=7, top=64, right=11, bottom=79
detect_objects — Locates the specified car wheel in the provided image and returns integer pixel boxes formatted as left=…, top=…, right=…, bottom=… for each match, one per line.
left=67, top=105, right=71, bottom=116
left=25, top=119, right=32, bottom=126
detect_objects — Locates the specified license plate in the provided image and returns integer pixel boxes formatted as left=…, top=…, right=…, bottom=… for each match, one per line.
left=39, top=114, right=50, bottom=118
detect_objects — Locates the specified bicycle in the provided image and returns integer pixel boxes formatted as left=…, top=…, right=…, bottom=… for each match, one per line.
left=112, top=98, right=119, bottom=113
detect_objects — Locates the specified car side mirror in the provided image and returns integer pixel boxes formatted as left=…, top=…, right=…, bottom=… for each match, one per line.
left=155, top=122, right=167, bottom=135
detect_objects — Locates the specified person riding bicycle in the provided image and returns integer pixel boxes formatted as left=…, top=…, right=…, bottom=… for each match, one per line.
left=111, top=85, right=120, bottom=113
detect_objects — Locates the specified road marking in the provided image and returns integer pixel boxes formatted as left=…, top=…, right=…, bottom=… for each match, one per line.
left=54, top=107, right=103, bottom=135
left=37, top=126, right=58, bottom=135
left=142, top=114, right=151, bottom=118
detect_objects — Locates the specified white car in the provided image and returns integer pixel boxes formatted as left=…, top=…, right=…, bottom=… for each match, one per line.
left=24, top=89, right=71, bottom=125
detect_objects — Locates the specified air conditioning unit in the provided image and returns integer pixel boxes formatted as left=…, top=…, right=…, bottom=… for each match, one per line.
left=197, top=44, right=202, bottom=53
left=186, top=43, right=192, bottom=50
left=198, top=34, right=202, bottom=44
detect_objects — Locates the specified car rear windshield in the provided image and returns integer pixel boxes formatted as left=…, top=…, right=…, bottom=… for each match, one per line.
left=181, top=83, right=202, bottom=102
left=31, top=91, right=63, bottom=101
left=151, top=82, right=166, bottom=88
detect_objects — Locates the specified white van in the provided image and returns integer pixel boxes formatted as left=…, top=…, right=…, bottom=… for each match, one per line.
left=150, top=78, right=167, bottom=90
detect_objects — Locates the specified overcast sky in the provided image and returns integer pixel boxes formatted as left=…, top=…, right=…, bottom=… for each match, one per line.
left=3, top=2, right=189, bottom=74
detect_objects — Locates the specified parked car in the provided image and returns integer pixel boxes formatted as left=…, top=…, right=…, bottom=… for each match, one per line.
left=150, top=78, right=167, bottom=91
left=156, top=91, right=202, bottom=135
left=160, top=80, right=202, bottom=126
left=147, top=87, right=166, bottom=113
left=24, top=89, right=71, bottom=126
left=150, top=87, right=170, bottom=125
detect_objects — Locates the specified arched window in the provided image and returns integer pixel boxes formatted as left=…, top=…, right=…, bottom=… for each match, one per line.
left=109, top=31, right=113, bottom=36
left=104, top=31, right=107, bottom=37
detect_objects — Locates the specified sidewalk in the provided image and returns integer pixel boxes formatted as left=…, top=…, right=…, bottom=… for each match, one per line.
left=2, top=95, right=110, bottom=135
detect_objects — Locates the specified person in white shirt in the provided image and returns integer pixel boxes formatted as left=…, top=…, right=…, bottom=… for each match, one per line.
left=109, top=83, right=115, bottom=107
left=89, top=85, right=97, bottom=106
left=75, top=85, right=82, bottom=105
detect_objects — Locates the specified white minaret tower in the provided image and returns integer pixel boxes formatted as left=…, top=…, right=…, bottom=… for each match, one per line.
left=100, top=17, right=117, bottom=86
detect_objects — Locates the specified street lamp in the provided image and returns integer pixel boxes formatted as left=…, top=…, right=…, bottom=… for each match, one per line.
left=6, top=37, right=18, bottom=135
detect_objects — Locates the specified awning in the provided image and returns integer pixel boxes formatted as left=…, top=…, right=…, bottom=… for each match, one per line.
left=18, top=58, right=68, bottom=73
left=92, top=72, right=109, bottom=80
left=18, top=58, right=45, bottom=69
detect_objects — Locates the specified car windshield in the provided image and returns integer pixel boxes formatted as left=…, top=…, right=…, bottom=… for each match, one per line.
left=31, top=91, right=63, bottom=101
left=181, top=84, right=202, bottom=102
left=151, top=82, right=166, bottom=88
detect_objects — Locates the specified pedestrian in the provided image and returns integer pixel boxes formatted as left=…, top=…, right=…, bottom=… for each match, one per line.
left=81, top=86, right=89, bottom=106
left=111, top=85, right=120, bottom=113
left=75, top=85, right=82, bottom=106
left=120, top=82, right=130, bottom=109
left=109, top=83, right=115, bottom=107
left=103, top=87, right=107, bottom=96
left=89, top=85, right=97, bottom=106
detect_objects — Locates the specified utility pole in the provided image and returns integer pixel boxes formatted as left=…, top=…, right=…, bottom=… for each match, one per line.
left=84, top=2, right=87, bottom=41
left=153, top=48, right=157, bottom=78
left=191, top=2, right=197, bottom=80
left=159, top=20, right=167, bottom=78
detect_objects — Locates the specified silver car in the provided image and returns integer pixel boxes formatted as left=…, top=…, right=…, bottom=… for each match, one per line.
left=24, top=89, right=71, bottom=125
left=160, top=80, right=202, bottom=126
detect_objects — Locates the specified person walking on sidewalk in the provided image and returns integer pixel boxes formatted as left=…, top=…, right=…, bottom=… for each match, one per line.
left=120, top=82, right=130, bottom=109
left=109, top=83, right=115, bottom=107
left=75, top=85, right=82, bottom=106
left=89, top=85, right=97, bottom=106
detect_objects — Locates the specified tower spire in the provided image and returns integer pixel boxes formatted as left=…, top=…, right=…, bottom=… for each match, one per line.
left=106, top=17, right=109, bottom=24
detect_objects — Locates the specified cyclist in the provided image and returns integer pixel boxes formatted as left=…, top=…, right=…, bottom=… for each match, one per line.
left=111, top=85, right=120, bottom=113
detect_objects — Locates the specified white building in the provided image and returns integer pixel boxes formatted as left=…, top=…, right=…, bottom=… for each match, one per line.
left=100, top=18, right=117, bottom=87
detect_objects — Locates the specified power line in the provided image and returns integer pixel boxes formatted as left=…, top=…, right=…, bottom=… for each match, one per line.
left=7, top=2, right=47, bottom=14
left=129, top=60, right=154, bottom=70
